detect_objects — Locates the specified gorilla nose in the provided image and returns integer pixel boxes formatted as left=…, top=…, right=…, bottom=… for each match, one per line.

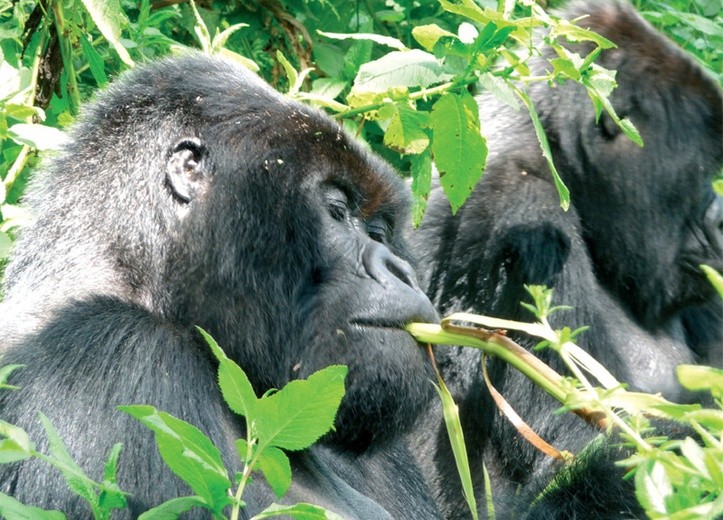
left=362, top=242, right=420, bottom=290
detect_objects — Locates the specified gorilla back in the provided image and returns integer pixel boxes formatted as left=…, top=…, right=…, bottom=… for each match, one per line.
left=410, top=1, right=722, bottom=518
left=0, top=54, right=440, bottom=518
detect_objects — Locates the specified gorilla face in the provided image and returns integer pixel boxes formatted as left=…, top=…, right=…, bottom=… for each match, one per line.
left=144, top=57, right=438, bottom=448
left=541, top=2, right=723, bottom=326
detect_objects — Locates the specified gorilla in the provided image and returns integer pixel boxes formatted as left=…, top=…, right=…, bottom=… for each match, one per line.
left=409, top=1, right=722, bottom=518
left=0, top=53, right=442, bottom=518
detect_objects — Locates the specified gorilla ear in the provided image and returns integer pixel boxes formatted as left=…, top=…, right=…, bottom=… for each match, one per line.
left=166, top=138, right=208, bottom=204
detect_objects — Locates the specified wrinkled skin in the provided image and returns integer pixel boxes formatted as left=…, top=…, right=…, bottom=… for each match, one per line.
left=409, top=1, right=722, bottom=518
left=0, top=54, right=441, bottom=519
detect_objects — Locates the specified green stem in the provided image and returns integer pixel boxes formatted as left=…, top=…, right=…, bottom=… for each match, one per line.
left=407, top=323, right=568, bottom=403
left=335, top=76, right=478, bottom=120
left=52, top=0, right=81, bottom=114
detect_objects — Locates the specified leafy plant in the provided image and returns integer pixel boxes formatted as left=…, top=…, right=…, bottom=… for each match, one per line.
left=0, top=332, right=347, bottom=520
left=407, top=284, right=723, bottom=519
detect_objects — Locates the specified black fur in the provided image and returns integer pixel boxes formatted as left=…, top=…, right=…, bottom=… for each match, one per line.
left=0, top=53, right=441, bottom=519
left=409, top=1, right=722, bottom=518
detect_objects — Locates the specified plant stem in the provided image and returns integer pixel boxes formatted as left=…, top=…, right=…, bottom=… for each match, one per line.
left=52, top=0, right=81, bottom=114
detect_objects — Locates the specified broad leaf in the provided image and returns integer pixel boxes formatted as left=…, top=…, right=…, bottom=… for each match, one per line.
left=318, top=31, right=406, bottom=51
left=80, top=0, right=134, bottom=66
left=256, top=446, right=292, bottom=498
left=138, top=496, right=209, bottom=520
left=0, top=492, right=66, bottom=520
left=383, top=103, right=430, bottom=154
left=198, top=327, right=257, bottom=418
left=119, top=405, right=231, bottom=513
left=251, top=502, right=344, bottom=520
left=430, top=92, right=487, bottom=213
left=8, top=124, right=67, bottom=151
left=255, top=365, right=347, bottom=451
left=352, top=50, right=453, bottom=94
left=0, top=420, right=33, bottom=463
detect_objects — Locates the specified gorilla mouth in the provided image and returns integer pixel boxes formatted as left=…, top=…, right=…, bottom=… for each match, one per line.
left=349, top=319, right=409, bottom=331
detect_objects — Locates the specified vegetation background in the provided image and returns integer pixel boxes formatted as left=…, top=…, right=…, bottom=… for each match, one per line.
left=0, top=1, right=721, bottom=519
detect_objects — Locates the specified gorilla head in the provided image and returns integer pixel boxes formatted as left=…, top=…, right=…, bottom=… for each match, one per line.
left=0, top=53, right=438, bottom=516
left=536, top=0, right=723, bottom=327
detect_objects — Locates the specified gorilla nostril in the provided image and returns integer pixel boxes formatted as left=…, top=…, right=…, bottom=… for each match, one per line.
left=385, top=258, right=418, bottom=290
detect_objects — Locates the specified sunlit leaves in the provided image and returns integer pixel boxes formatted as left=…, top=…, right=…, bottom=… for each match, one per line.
left=430, top=92, right=487, bottom=214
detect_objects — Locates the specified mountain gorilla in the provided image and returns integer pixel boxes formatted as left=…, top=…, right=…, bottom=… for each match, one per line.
left=0, top=54, right=441, bottom=518
left=410, top=1, right=722, bottom=518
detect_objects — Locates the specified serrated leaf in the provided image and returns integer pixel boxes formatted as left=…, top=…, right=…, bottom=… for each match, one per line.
left=412, top=24, right=456, bottom=52
left=318, top=31, right=406, bottom=51
left=0, top=420, right=34, bottom=463
left=256, top=446, right=292, bottom=498
left=80, top=0, right=134, bottom=66
left=410, top=151, right=432, bottom=227
left=119, top=405, right=231, bottom=512
left=383, top=103, right=430, bottom=154
left=8, top=124, right=67, bottom=151
left=0, top=492, right=66, bottom=520
left=255, top=366, right=347, bottom=451
left=430, top=92, right=487, bottom=213
left=198, top=327, right=258, bottom=418
left=138, top=496, right=209, bottom=520
left=351, top=50, right=453, bottom=94
left=251, top=502, right=344, bottom=520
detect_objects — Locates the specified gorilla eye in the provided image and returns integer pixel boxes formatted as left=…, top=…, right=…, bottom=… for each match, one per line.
left=366, top=218, right=390, bottom=244
left=325, top=188, right=349, bottom=222
left=598, top=112, right=622, bottom=141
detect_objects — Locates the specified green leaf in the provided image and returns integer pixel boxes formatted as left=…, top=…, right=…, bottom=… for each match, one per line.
left=478, top=73, right=519, bottom=110
left=250, top=502, right=344, bottom=520
left=79, top=0, right=134, bottom=67
left=383, top=103, right=430, bottom=154
left=0, top=420, right=34, bottom=463
left=318, top=31, right=406, bottom=51
left=255, top=365, right=347, bottom=451
left=211, top=23, right=249, bottom=53
left=198, top=327, right=258, bottom=418
left=412, top=24, right=457, bottom=52
left=138, top=496, right=209, bottom=520
left=256, top=446, right=292, bottom=498
left=8, top=124, right=68, bottom=151
left=99, top=443, right=127, bottom=511
left=677, top=365, right=723, bottom=396
left=701, top=265, right=723, bottom=299
left=351, top=50, right=453, bottom=94
left=551, top=20, right=616, bottom=48
left=118, top=405, right=231, bottom=513
left=513, top=88, right=570, bottom=210
left=410, top=151, right=433, bottom=227
left=434, top=377, right=478, bottom=520
left=430, top=92, right=487, bottom=213
left=0, top=363, right=23, bottom=389
left=635, top=460, right=672, bottom=514
left=38, top=413, right=98, bottom=506
left=0, top=492, right=66, bottom=520
left=78, top=34, right=108, bottom=88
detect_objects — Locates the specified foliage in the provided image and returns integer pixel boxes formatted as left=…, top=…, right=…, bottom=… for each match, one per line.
left=2, top=0, right=715, bottom=258
left=408, top=283, right=723, bottom=520
left=0, top=333, right=347, bottom=519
